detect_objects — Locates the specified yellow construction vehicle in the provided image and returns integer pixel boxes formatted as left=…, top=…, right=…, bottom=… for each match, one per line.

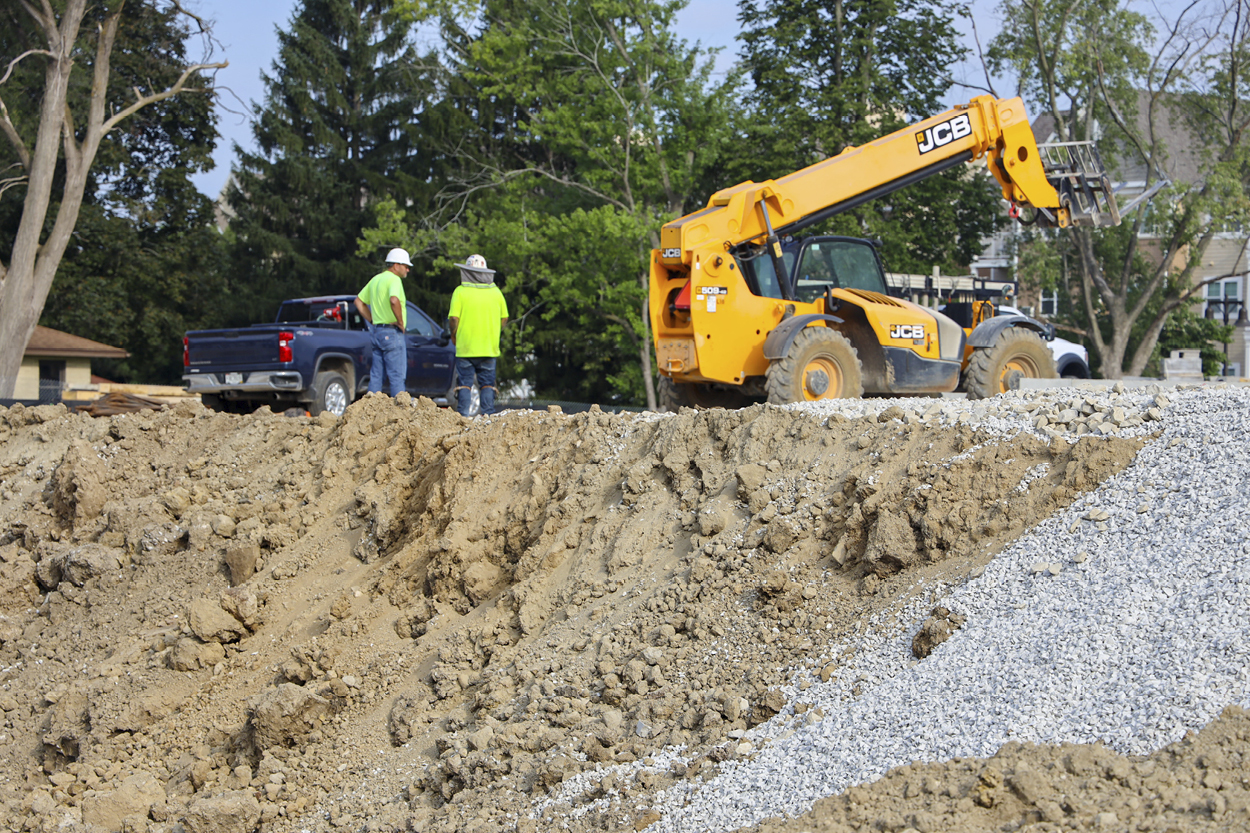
left=650, top=95, right=1120, bottom=408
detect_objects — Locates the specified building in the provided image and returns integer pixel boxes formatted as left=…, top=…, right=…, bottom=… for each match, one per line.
left=969, top=93, right=1248, bottom=376
left=17, top=326, right=129, bottom=402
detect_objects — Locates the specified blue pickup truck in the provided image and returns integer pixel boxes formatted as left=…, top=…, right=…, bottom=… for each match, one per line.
left=182, top=295, right=459, bottom=416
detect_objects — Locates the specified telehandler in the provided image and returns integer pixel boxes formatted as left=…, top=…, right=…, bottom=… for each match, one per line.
left=649, top=96, right=1120, bottom=409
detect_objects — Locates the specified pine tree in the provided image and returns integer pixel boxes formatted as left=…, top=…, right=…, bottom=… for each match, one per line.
left=226, top=0, right=434, bottom=319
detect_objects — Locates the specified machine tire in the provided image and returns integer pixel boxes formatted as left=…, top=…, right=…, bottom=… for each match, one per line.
left=310, top=371, right=351, bottom=417
left=657, top=377, right=752, bottom=412
left=765, top=327, right=863, bottom=404
left=199, top=393, right=226, bottom=412
left=963, top=327, right=1057, bottom=399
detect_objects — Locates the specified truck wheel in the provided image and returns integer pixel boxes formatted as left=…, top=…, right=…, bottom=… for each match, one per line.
left=658, top=377, right=751, bottom=412
left=964, top=328, right=1057, bottom=399
left=766, top=327, right=863, bottom=404
left=310, top=371, right=351, bottom=416
left=199, top=393, right=225, bottom=412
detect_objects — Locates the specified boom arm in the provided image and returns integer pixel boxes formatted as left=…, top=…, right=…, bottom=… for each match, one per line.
left=658, top=96, right=1119, bottom=270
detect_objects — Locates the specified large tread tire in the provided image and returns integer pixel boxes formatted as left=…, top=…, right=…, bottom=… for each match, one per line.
left=310, top=371, right=351, bottom=416
left=963, top=327, right=1058, bottom=400
left=766, top=327, right=863, bottom=404
left=657, top=377, right=751, bottom=412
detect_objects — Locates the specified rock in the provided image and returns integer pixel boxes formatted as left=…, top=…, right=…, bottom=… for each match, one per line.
left=698, top=496, right=736, bottom=536
left=61, top=544, right=123, bottom=586
left=735, top=464, right=767, bottom=495
left=224, top=543, right=259, bottom=585
left=169, top=637, right=205, bottom=672
left=163, top=487, right=193, bottom=518
left=468, top=726, right=494, bottom=751
left=212, top=514, right=237, bottom=538
left=189, top=598, right=248, bottom=644
left=220, top=586, right=262, bottom=629
left=251, top=683, right=331, bottom=751
left=81, top=773, right=166, bottom=832
left=912, top=607, right=968, bottom=659
left=462, top=561, right=504, bottom=605
left=182, top=790, right=262, bottom=833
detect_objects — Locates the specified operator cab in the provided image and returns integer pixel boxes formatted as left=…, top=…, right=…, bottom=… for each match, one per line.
left=734, top=236, right=889, bottom=301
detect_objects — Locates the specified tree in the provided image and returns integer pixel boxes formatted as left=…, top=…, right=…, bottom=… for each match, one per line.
left=0, top=0, right=224, bottom=398
left=225, top=0, right=436, bottom=322
left=990, top=0, right=1250, bottom=378
left=364, top=0, right=737, bottom=409
left=733, top=0, right=1005, bottom=273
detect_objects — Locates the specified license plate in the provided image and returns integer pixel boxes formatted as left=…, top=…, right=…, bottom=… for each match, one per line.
left=225, top=372, right=243, bottom=385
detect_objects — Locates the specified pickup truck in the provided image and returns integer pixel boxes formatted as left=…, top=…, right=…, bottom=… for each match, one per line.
left=183, top=295, right=459, bottom=416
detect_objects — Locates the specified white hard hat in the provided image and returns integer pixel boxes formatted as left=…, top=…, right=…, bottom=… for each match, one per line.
left=385, top=247, right=413, bottom=266
left=465, top=254, right=487, bottom=270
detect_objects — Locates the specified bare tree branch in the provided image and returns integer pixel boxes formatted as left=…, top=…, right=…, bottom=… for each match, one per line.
left=0, top=48, right=56, bottom=85
left=0, top=95, right=32, bottom=170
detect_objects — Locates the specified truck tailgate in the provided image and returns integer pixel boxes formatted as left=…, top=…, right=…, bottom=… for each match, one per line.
left=185, top=327, right=283, bottom=370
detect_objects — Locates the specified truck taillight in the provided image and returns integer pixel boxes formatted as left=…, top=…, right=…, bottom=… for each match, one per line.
left=183, top=336, right=189, bottom=367
left=278, top=331, right=294, bottom=363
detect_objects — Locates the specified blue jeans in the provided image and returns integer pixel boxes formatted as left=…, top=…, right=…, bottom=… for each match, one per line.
left=369, top=325, right=406, bottom=396
left=456, top=357, right=496, bottom=415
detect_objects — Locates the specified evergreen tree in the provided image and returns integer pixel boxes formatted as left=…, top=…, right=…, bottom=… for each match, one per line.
left=732, top=0, right=1005, bottom=272
left=227, top=0, right=435, bottom=320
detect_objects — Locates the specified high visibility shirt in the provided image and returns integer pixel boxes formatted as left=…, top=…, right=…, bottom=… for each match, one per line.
left=449, top=283, right=508, bottom=357
left=358, top=270, right=406, bottom=328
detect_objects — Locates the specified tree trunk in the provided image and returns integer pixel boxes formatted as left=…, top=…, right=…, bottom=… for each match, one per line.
left=638, top=272, right=656, bottom=411
left=0, top=1, right=85, bottom=398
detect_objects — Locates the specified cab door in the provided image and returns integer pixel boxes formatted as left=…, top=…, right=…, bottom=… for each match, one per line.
left=404, top=303, right=454, bottom=394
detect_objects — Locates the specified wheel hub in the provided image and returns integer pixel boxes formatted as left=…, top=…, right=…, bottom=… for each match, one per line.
left=805, top=368, right=830, bottom=396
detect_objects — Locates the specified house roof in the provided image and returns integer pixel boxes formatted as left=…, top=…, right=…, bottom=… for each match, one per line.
left=24, top=326, right=129, bottom=359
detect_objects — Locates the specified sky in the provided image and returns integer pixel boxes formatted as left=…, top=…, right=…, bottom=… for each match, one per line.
left=186, top=0, right=1004, bottom=200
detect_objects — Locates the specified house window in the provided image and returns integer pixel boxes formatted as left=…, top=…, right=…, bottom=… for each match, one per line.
left=1039, top=289, right=1058, bottom=316
left=1205, top=279, right=1241, bottom=320
left=38, top=360, right=66, bottom=403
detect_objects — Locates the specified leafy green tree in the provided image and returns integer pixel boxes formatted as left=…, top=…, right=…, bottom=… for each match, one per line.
left=226, top=0, right=436, bottom=321
left=0, top=0, right=224, bottom=397
left=990, top=0, right=1250, bottom=378
left=366, top=0, right=737, bottom=407
left=733, top=0, right=1005, bottom=273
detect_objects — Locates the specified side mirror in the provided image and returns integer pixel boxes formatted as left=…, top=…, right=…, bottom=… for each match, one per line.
left=437, top=328, right=452, bottom=347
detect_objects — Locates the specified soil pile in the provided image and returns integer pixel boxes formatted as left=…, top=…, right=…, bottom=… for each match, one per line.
left=1, top=390, right=1237, bottom=833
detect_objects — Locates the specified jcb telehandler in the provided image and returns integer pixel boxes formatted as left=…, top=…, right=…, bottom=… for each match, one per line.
left=650, top=96, right=1120, bottom=409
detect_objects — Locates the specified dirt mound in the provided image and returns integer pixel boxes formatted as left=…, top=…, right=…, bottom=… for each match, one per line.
left=0, top=393, right=1175, bottom=833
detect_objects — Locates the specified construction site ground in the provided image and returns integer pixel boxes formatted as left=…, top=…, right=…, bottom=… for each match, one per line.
left=0, top=390, right=1246, bottom=833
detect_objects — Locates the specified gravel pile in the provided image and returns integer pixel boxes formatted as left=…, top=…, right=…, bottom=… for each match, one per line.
left=615, top=386, right=1250, bottom=832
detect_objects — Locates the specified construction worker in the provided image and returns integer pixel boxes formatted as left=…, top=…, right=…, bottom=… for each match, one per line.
left=354, top=248, right=411, bottom=397
left=448, top=254, right=508, bottom=416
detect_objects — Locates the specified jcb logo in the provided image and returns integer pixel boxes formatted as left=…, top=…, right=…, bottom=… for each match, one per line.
left=916, top=114, right=972, bottom=155
left=890, top=324, right=926, bottom=340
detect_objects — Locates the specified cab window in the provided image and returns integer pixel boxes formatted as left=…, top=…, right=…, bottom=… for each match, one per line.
left=794, top=240, right=887, bottom=301
left=735, top=248, right=795, bottom=299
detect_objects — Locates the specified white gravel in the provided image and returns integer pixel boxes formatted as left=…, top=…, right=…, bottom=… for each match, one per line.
left=633, top=385, right=1250, bottom=832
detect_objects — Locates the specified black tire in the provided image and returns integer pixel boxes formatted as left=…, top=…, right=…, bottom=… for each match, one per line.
left=657, top=377, right=752, bottom=412
left=199, top=393, right=225, bottom=412
left=766, top=327, right=863, bottom=404
left=310, top=371, right=351, bottom=416
left=963, top=328, right=1058, bottom=399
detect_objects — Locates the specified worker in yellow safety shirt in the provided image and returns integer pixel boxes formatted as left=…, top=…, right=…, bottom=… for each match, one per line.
left=448, top=254, right=508, bottom=415
left=354, top=248, right=410, bottom=397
